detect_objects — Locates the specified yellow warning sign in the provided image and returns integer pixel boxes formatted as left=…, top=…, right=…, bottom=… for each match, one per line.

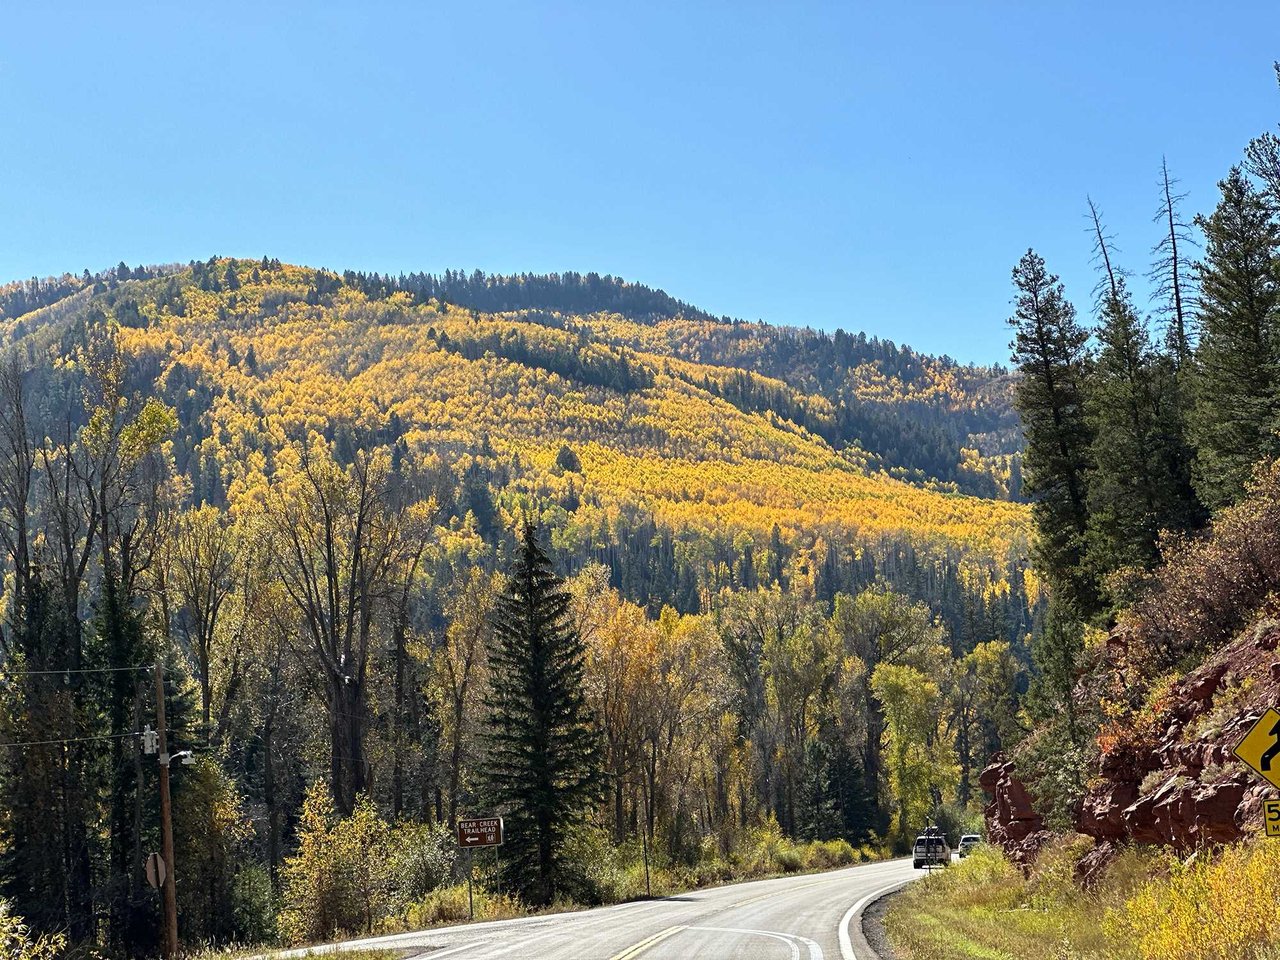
left=1264, top=799, right=1280, bottom=838
left=1234, top=708, right=1280, bottom=790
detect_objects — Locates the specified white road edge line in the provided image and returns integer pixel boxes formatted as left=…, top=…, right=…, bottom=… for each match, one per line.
left=837, top=876, right=916, bottom=960
left=689, top=925, right=821, bottom=960
left=404, top=942, right=489, bottom=960
left=257, top=937, right=489, bottom=960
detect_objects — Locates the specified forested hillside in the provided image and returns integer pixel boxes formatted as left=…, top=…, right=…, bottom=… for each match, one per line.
left=0, top=260, right=1031, bottom=635
left=0, top=258, right=1032, bottom=955
left=887, top=62, right=1280, bottom=960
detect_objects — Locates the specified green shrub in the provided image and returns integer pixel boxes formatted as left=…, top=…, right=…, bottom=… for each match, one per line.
left=280, top=783, right=394, bottom=942
left=386, top=821, right=457, bottom=909
left=773, top=843, right=807, bottom=873
left=230, top=862, right=278, bottom=946
left=558, top=823, right=629, bottom=905
left=278, top=786, right=467, bottom=944
left=0, top=900, right=66, bottom=960
left=808, top=838, right=857, bottom=869
left=397, top=885, right=524, bottom=930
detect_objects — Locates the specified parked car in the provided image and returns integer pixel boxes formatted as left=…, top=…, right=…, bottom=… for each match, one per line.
left=957, top=834, right=982, bottom=857
left=912, top=832, right=951, bottom=868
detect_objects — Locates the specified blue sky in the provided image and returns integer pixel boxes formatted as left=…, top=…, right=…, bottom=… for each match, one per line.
left=2, top=2, right=1277, bottom=364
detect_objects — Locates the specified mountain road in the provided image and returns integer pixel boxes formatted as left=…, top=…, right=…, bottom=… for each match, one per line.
left=266, top=857, right=917, bottom=960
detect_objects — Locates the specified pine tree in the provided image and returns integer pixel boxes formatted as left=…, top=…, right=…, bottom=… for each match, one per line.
left=482, top=524, right=601, bottom=906
left=1189, top=166, right=1280, bottom=510
left=1084, top=202, right=1201, bottom=599
left=1008, top=250, right=1098, bottom=617
left=1245, top=63, right=1280, bottom=206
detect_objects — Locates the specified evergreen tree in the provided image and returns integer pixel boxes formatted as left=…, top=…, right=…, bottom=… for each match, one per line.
left=482, top=524, right=601, bottom=906
left=1245, top=63, right=1280, bottom=206
left=1008, top=250, right=1099, bottom=617
left=1084, top=203, right=1201, bottom=599
left=1189, top=166, right=1280, bottom=509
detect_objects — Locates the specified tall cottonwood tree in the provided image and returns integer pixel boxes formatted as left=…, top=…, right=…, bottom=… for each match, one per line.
left=168, top=506, right=237, bottom=739
left=1189, top=167, right=1280, bottom=510
left=829, top=584, right=947, bottom=834
left=438, top=567, right=497, bottom=827
left=269, top=439, right=425, bottom=816
left=482, top=524, right=600, bottom=906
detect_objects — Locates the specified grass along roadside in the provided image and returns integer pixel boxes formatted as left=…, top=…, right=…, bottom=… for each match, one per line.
left=227, top=830, right=895, bottom=957
left=885, top=836, right=1280, bottom=960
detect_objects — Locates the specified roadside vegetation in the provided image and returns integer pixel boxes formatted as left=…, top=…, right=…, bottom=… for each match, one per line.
left=276, top=799, right=885, bottom=945
left=888, top=838, right=1280, bottom=960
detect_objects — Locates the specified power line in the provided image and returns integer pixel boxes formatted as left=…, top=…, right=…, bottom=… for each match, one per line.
left=0, top=730, right=142, bottom=749
left=0, top=664, right=151, bottom=678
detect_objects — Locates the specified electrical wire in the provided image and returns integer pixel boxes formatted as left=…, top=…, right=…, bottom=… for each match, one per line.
left=0, top=730, right=142, bottom=749
left=0, top=664, right=151, bottom=677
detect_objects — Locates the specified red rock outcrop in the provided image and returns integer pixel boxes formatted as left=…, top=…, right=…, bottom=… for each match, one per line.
left=980, top=754, right=1052, bottom=869
left=1070, top=619, right=1280, bottom=861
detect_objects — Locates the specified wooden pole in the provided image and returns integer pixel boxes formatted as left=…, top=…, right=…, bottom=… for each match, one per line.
left=155, top=663, right=179, bottom=958
left=467, top=848, right=475, bottom=920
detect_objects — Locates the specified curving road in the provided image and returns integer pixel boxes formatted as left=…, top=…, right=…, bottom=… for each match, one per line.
left=268, top=857, right=916, bottom=960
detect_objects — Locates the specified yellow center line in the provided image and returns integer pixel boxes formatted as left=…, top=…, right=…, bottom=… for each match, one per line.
left=605, top=924, right=688, bottom=960
left=604, top=865, right=899, bottom=960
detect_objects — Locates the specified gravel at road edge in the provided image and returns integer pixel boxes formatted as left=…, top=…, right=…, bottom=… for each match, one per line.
left=861, top=887, right=902, bottom=960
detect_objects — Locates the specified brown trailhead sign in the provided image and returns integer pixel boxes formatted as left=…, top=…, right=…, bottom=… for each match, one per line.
left=457, top=816, right=504, bottom=848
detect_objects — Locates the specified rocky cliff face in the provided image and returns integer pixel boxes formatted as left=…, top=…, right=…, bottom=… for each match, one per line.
left=983, top=619, right=1280, bottom=876
left=979, top=755, right=1051, bottom=868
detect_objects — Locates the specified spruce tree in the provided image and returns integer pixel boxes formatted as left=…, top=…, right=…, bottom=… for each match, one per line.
left=1189, top=166, right=1280, bottom=509
left=1008, top=250, right=1099, bottom=617
left=482, top=523, right=600, bottom=906
left=1084, top=204, right=1201, bottom=600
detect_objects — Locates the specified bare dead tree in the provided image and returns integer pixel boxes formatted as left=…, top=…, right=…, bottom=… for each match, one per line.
left=1245, top=63, right=1280, bottom=205
left=1149, top=157, right=1199, bottom=366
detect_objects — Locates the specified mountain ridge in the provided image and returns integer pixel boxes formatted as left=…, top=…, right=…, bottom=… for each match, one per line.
left=2, top=257, right=1023, bottom=499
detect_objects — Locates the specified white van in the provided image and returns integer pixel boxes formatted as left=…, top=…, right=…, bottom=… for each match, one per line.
left=912, top=833, right=951, bottom=868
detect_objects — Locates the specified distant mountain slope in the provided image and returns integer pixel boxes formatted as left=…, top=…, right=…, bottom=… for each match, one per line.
left=332, top=268, right=1023, bottom=497
left=0, top=258, right=1034, bottom=645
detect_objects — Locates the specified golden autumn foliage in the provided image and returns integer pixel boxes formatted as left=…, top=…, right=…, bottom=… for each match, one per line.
left=0, top=258, right=1030, bottom=590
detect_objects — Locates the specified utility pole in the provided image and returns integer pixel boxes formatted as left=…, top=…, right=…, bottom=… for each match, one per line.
left=155, top=662, right=179, bottom=959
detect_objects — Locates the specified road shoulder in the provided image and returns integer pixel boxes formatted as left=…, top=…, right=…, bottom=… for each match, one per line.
left=859, top=886, right=902, bottom=960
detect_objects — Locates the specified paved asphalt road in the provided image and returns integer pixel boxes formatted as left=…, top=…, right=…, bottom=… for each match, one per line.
left=270, top=857, right=917, bottom=960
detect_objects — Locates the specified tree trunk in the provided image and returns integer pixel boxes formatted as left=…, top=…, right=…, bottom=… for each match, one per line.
left=329, top=687, right=348, bottom=814
left=613, top=773, right=625, bottom=844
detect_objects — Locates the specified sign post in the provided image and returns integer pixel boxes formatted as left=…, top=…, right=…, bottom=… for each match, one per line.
left=456, top=817, right=504, bottom=920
